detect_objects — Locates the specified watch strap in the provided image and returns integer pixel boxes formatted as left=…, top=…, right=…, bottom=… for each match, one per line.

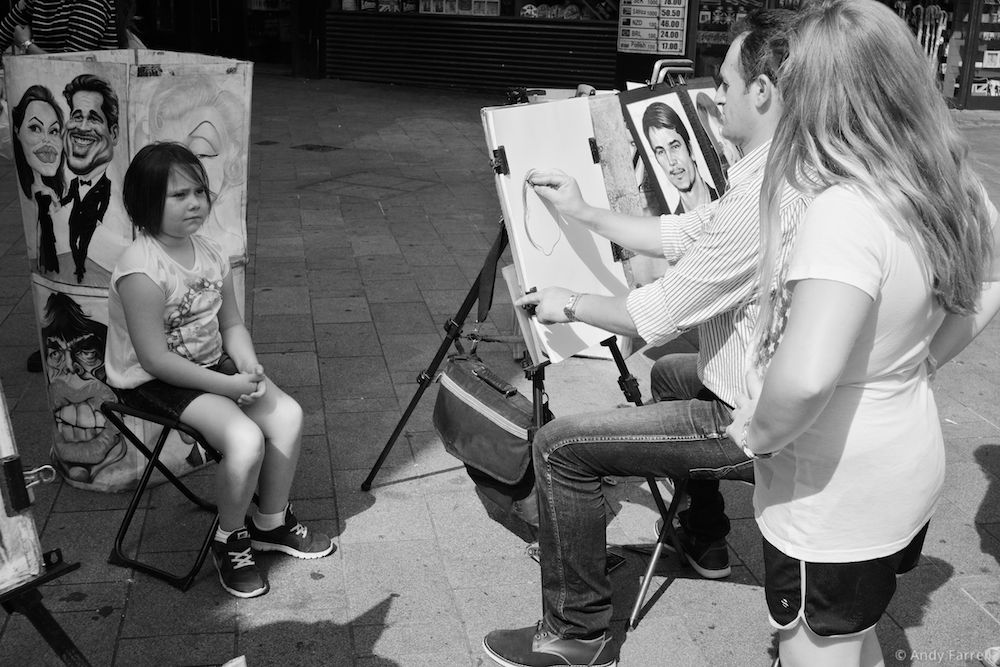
left=563, top=293, right=581, bottom=322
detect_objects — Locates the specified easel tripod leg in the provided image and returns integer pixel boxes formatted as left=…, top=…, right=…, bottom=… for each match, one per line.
left=361, top=222, right=509, bottom=491
left=2, top=589, right=91, bottom=666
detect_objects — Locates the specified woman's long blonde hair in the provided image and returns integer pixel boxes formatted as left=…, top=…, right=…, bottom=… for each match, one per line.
left=754, top=0, right=993, bottom=367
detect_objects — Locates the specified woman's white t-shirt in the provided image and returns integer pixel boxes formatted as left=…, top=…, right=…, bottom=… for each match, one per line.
left=105, top=233, right=229, bottom=390
left=754, top=185, right=947, bottom=563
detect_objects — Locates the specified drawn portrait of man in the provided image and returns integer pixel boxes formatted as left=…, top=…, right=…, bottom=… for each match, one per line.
left=641, top=102, right=718, bottom=215
left=620, top=84, right=727, bottom=217
left=40, top=291, right=125, bottom=487
left=61, top=74, right=120, bottom=284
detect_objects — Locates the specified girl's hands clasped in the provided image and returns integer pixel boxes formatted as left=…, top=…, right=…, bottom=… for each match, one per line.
left=228, top=364, right=266, bottom=407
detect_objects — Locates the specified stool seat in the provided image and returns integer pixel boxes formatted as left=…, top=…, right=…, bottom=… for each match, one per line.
left=100, top=401, right=221, bottom=591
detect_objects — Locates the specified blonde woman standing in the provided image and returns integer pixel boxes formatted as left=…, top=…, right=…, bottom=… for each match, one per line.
left=726, top=0, right=1000, bottom=665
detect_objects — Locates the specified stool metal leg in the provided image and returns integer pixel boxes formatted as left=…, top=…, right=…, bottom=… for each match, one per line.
left=101, top=403, right=218, bottom=591
left=102, top=406, right=215, bottom=511
left=629, top=477, right=688, bottom=629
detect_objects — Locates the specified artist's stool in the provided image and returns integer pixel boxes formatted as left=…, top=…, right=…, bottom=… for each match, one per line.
left=629, top=463, right=755, bottom=629
left=100, top=401, right=221, bottom=592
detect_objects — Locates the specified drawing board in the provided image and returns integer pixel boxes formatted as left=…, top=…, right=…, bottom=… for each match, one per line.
left=482, top=97, right=630, bottom=363
left=0, top=377, right=44, bottom=596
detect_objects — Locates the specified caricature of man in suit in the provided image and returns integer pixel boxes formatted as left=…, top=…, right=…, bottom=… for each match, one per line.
left=61, top=74, right=119, bottom=283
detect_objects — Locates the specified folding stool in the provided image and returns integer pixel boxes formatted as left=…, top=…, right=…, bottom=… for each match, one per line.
left=100, top=401, right=221, bottom=591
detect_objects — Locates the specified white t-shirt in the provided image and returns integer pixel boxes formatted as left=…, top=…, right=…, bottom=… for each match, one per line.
left=105, top=233, right=229, bottom=390
left=754, top=185, right=948, bottom=563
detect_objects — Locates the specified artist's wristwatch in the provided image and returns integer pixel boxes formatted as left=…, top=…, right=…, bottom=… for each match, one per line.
left=563, top=293, right=581, bottom=322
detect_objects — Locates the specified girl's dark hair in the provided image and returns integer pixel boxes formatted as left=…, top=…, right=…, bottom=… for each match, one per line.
left=122, top=142, right=212, bottom=235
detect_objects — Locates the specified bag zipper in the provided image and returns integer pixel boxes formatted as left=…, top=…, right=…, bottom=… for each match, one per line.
left=438, top=372, right=529, bottom=439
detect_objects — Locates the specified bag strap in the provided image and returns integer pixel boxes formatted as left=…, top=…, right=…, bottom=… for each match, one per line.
left=476, top=223, right=509, bottom=324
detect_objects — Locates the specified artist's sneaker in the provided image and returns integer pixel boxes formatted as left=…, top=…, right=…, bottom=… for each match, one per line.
left=654, top=519, right=731, bottom=580
left=249, top=506, right=335, bottom=559
left=483, top=621, right=617, bottom=667
left=211, top=528, right=268, bottom=598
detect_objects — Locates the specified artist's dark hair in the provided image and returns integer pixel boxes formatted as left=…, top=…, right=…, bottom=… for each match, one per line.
left=730, top=8, right=796, bottom=88
left=63, top=74, right=120, bottom=130
left=123, top=142, right=212, bottom=235
left=641, top=102, right=691, bottom=154
left=11, top=85, right=65, bottom=198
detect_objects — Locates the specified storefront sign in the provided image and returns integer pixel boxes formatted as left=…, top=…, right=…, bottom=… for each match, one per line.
left=618, top=0, right=687, bottom=55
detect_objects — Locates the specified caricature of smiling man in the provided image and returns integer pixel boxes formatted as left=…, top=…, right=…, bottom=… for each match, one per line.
left=61, top=74, right=119, bottom=283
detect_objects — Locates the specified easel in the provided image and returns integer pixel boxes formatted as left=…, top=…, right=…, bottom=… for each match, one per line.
left=359, top=216, right=674, bottom=591
left=361, top=77, right=686, bottom=630
left=0, top=549, right=90, bottom=666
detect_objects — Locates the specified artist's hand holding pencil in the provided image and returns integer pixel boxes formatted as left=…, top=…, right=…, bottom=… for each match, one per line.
left=515, top=286, right=574, bottom=324
left=526, top=168, right=587, bottom=220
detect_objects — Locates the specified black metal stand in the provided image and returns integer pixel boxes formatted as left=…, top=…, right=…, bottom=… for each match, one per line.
left=362, top=221, right=509, bottom=491
left=0, top=549, right=90, bottom=666
left=598, top=338, right=686, bottom=629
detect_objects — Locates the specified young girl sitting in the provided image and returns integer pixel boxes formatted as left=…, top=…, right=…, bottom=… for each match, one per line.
left=105, top=142, right=334, bottom=598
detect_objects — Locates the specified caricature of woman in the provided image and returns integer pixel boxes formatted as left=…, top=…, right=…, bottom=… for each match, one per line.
left=13, top=85, right=66, bottom=275
left=142, top=75, right=246, bottom=263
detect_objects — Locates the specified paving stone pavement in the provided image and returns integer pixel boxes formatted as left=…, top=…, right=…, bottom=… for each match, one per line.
left=0, top=74, right=998, bottom=666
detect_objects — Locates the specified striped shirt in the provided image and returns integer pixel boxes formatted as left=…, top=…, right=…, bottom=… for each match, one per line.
left=0, top=0, right=118, bottom=53
left=625, top=141, right=810, bottom=406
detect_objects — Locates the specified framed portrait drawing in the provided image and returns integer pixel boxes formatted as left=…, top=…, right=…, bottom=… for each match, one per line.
left=619, top=80, right=729, bottom=217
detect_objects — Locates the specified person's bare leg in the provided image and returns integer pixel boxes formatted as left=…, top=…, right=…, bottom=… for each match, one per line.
left=180, top=394, right=264, bottom=531
left=779, top=622, right=872, bottom=667
left=241, top=378, right=303, bottom=514
left=860, top=629, right=884, bottom=667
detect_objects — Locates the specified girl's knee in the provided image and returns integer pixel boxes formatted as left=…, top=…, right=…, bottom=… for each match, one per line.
left=256, top=390, right=303, bottom=436
left=220, top=419, right=265, bottom=464
left=277, top=394, right=304, bottom=431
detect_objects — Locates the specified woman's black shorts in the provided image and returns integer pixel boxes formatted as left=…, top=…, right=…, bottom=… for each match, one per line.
left=764, top=522, right=929, bottom=637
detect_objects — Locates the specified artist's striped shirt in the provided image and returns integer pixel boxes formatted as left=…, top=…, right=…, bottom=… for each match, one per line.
left=0, top=0, right=118, bottom=53
left=625, top=141, right=810, bottom=407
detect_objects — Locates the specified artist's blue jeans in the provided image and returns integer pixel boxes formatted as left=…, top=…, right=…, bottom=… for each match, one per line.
left=535, top=353, right=750, bottom=638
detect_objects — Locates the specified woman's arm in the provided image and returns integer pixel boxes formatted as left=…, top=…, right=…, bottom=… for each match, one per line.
left=729, top=279, right=874, bottom=456
left=118, top=272, right=258, bottom=401
left=928, top=217, right=1000, bottom=367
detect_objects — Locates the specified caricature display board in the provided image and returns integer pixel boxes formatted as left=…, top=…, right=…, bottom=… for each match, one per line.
left=482, top=97, right=631, bottom=364
left=5, top=50, right=252, bottom=493
left=0, top=377, right=45, bottom=596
